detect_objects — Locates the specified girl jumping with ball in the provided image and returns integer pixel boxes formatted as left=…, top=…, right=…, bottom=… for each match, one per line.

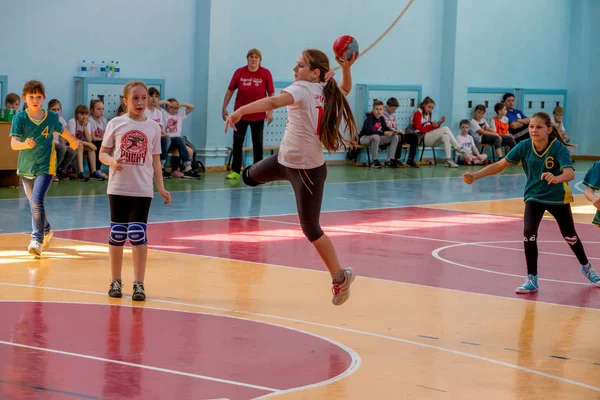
left=463, top=112, right=599, bottom=293
left=225, top=49, right=359, bottom=306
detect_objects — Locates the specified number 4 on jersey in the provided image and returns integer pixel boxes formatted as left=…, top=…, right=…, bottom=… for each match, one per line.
left=41, top=126, right=50, bottom=138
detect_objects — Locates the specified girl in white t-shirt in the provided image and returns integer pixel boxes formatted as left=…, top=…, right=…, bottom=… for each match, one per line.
left=144, top=87, right=171, bottom=178
left=225, top=49, right=359, bottom=306
left=89, top=99, right=108, bottom=178
left=99, top=80, right=171, bottom=302
left=67, top=105, right=104, bottom=181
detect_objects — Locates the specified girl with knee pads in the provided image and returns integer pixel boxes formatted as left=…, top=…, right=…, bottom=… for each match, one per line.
left=225, top=49, right=359, bottom=306
left=463, top=112, right=598, bottom=293
left=99, top=81, right=171, bottom=301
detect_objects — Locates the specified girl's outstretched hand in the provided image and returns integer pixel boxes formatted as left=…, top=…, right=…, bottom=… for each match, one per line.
left=463, top=173, right=476, bottom=185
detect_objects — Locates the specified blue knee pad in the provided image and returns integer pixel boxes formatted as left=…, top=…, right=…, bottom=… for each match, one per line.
left=109, top=223, right=128, bottom=246
left=127, top=222, right=148, bottom=246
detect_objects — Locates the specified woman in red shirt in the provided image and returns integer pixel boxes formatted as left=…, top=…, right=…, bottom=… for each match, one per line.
left=222, top=49, right=275, bottom=179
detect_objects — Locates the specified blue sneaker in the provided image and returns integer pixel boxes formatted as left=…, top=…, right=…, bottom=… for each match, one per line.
left=580, top=264, right=600, bottom=286
left=516, top=274, right=538, bottom=294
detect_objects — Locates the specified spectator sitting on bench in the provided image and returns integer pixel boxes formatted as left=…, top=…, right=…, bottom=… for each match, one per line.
left=469, top=104, right=504, bottom=160
left=383, top=97, right=419, bottom=168
left=359, top=100, right=400, bottom=168
left=457, top=120, right=489, bottom=165
left=552, top=105, right=575, bottom=158
left=489, top=102, right=517, bottom=153
left=503, top=93, right=530, bottom=143
left=409, top=96, right=465, bottom=168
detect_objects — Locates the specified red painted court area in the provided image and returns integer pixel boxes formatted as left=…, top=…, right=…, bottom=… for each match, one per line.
left=0, top=302, right=353, bottom=400
left=55, top=207, right=600, bottom=309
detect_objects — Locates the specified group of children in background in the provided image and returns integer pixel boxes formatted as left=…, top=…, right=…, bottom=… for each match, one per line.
left=359, top=96, right=572, bottom=168
left=4, top=89, right=201, bottom=181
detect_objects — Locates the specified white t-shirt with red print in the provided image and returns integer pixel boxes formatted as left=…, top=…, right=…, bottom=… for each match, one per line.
left=88, top=116, right=108, bottom=141
left=67, top=118, right=92, bottom=141
left=102, top=115, right=161, bottom=198
left=144, top=107, right=164, bottom=129
left=278, top=81, right=325, bottom=170
left=162, top=108, right=186, bottom=137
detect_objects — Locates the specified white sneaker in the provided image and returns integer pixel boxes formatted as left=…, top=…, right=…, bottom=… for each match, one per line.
left=445, top=159, right=458, bottom=168
left=28, top=240, right=42, bottom=257
left=332, top=268, right=356, bottom=306
left=42, top=229, right=54, bottom=251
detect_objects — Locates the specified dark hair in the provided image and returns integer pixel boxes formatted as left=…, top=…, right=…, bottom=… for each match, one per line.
left=386, top=97, right=399, bottom=107
left=90, top=99, right=104, bottom=111
left=117, top=103, right=127, bottom=115
left=531, top=112, right=571, bottom=147
left=372, top=100, right=384, bottom=108
left=148, top=87, right=160, bottom=97
left=5, top=93, right=20, bottom=106
left=459, top=119, right=470, bottom=127
left=74, top=104, right=89, bottom=117
left=419, top=96, right=435, bottom=116
left=301, top=49, right=358, bottom=153
left=22, top=80, right=46, bottom=97
left=474, top=104, right=486, bottom=113
left=494, top=102, right=506, bottom=113
left=48, top=99, right=61, bottom=111
left=502, top=93, right=515, bottom=102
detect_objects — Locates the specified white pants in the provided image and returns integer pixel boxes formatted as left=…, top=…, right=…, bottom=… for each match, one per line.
left=359, top=134, right=399, bottom=162
left=423, top=127, right=460, bottom=159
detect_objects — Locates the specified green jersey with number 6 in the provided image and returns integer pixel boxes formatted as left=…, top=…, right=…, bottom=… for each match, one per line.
left=505, top=138, right=573, bottom=205
left=9, top=110, right=64, bottom=177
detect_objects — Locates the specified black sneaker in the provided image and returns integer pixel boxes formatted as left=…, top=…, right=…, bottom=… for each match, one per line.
left=183, top=170, right=202, bottom=179
left=406, top=159, right=420, bottom=168
left=57, top=169, right=70, bottom=180
left=394, top=159, right=406, bottom=167
left=162, top=169, right=171, bottom=179
left=77, top=172, right=90, bottom=181
left=385, top=159, right=400, bottom=168
left=108, top=279, right=123, bottom=298
left=371, top=160, right=382, bottom=169
left=132, top=282, right=146, bottom=301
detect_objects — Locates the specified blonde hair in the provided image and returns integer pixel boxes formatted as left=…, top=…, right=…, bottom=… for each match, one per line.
left=553, top=106, right=564, bottom=115
left=301, top=49, right=358, bottom=153
left=123, top=80, right=148, bottom=99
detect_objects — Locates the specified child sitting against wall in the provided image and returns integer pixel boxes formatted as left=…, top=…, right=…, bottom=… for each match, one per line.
left=359, top=100, right=400, bottom=168
left=456, top=120, right=489, bottom=165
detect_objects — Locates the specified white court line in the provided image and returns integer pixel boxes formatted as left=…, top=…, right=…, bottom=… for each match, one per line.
left=8, top=230, right=600, bottom=312
left=0, top=299, right=598, bottom=393
left=0, top=301, right=361, bottom=396
left=0, top=339, right=277, bottom=392
left=574, top=180, right=586, bottom=193
left=432, top=240, right=600, bottom=286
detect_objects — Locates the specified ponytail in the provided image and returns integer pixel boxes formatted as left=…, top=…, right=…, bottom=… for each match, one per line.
left=531, top=112, right=572, bottom=147
left=320, top=77, right=358, bottom=152
left=302, top=49, right=358, bottom=153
